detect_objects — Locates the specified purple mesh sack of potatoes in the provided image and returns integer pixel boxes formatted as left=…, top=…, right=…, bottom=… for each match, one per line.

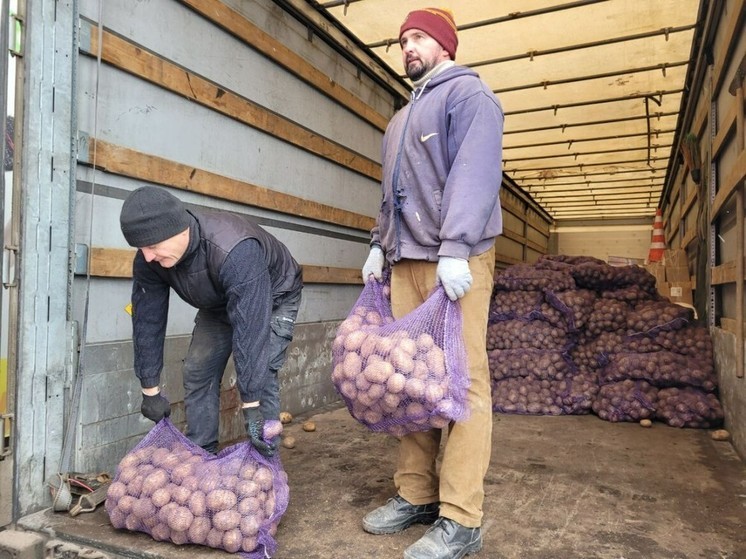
left=487, top=319, right=570, bottom=351
left=592, top=379, right=658, bottom=422
left=488, top=348, right=576, bottom=382
left=331, top=279, right=469, bottom=438
left=491, top=372, right=597, bottom=415
left=105, top=419, right=288, bottom=558
left=599, top=351, right=716, bottom=392
left=656, top=387, right=724, bottom=428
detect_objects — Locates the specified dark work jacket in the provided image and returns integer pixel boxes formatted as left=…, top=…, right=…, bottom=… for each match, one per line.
left=130, top=209, right=303, bottom=402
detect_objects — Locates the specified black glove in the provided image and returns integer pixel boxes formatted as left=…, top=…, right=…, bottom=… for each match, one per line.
left=242, top=407, right=277, bottom=458
left=141, top=392, right=171, bottom=423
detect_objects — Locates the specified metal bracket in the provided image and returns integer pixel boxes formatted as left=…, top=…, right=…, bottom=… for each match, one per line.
left=2, top=244, right=17, bottom=288
left=9, top=12, right=23, bottom=57
left=0, top=413, right=14, bottom=460
left=74, top=243, right=89, bottom=275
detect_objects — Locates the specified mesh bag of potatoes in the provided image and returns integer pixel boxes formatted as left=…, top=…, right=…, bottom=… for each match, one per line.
left=331, top=279, right=469, bottom=437
left=105, top=418, right=288, bottom=558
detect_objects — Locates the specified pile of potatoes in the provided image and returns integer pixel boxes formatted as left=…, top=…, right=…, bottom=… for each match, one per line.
left=487, top=319, right=569, bottom=351
left=592, top=379, right=659, bottom=422
left=106, top=435, right=286, bottom=555
left=626, top=300, right=693, bottom=334
left=585, top=298, right=630, bottom=336
left=656, top=387, right=724, bottom=428
left=570, top=262, right=657, bottom=292
left=599, top=351, right=716, bottom=392
left=488, top=349, right=574, bottom=382
left=493, top=265, right=576, bottom=292
left=332, top=305, right=465, bottom=437
left=491, top=373, right=597, bottom=415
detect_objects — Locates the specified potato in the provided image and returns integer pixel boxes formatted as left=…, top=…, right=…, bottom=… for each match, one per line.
left=166, top=505, right=194, bottom=532
left=343, top=351, right=363, bottom=378
left=206, top=489, right=237, bottom=512
left=375, top=335, right=396, bottom=355
left=405, top=378, right=426, bottom=399
left=118, top=453, right=142, bottom=471
left=302, top=421, right=316, bottom=432
left=206, top=528, right=224, bottom=548
left=416, top=333, right=435, bottom=352
left=180, top=475, right=200, bottom=493
left=151, top=522, right=171, bottom=542
left=107, top=506, right=126, bottom=529
left=223, top=528, right=243, bottom=553
left=107, top=481, right=127, bottom=502
left=639, top=419, right=652, bottom=428
left=132, top=497, right=156, bottom=519
left=117, top=495, right=136, bottom=515
left=363, top=409, right=383, bottom=425
left=171, top=529, right=189, bottom=545
left=157, top=501, right=178, bottom=524
left=279, top=411, right=293, bottom=424
left=187, top=516, right=211, bottom=545
left=263, top=420, right=283, bottom=440
left=242, top=535, right=259, bottom=553
left=198, top=474, right=221, bottom=494
left=238, top=462, right=257, bottom=481
left=212, top=509, right=241, bottom=531
left=235, top=479, right=260, bottom=498
left=343, top=330, right=367, bottom=352
left=124, top=513, right=141, bottom=531
left=426, top=347, right=446, bottom=377
left=386, top=372, right=406, bottom=394
left=367, top=382, right=386, bottom=401
left=711, top=429, right=730, bottom=441
left=381, top=392, right=401, bottom=413
left=399, top=337, right=418, bottom=357
left=149, top=447, right=171, bottom=467
left=338, top=380, right=357, bottom=400
left=117, top=466, right=139, bottom=485
left=390, top=347, right=415, bottom=374
left=359, top=334, right=379, bottom=357
left=282, top=435, right=296, bottom=449
left=187, top=490, right=207, bottom=517
left=170, top=462, right=195, bottom=484
left=141, top=469, right=169, bottom=496
left=254, top=467, right=274, bottom=491
left=412, top=359, right=430, bottom=380
left=364, top=360, right=394, bottom=384
left=424, top=383, right=445, bottom=405
left=171, top=484, right=192, bottom=506
left=238, top=496, right=262, bottom=515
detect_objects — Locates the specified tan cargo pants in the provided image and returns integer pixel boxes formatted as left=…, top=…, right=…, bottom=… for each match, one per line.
left=390, top=246, right=495, bottom=528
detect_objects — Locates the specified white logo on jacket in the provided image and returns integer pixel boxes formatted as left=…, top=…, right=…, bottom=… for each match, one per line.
left=420, top=132, right=439, bottom=142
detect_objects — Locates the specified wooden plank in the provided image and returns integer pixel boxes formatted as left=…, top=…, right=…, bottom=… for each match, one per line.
left=711, top=149, right=746, bottom=218
left=720, top=317, right=737, bottom=333
left=88, top=247, right=363, bottom=284
left=83, top=138, right=376, bottom=232
left=682, top=226, right=697, bottom=250
left=82, top=24, right=382, bottom=182
left=178, top=0, right=389, bottom=132
left=710, top=259, right=746, bottom=285
left=712, top=0, right=746, bottom=93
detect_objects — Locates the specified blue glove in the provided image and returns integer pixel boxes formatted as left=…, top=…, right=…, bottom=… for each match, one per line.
left=141, top=392, right=171, bottom=422
left=242, top=406, right=277, bottom=458
left=436, top=257, right=473, bottom=301
left=362, top=246, right=384, bottom=282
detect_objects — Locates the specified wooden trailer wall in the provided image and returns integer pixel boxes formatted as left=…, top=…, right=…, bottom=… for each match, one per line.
left=660, top=0, right=746, bottom=457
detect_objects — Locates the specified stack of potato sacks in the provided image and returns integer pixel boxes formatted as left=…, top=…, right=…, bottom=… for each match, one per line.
left=490, top=255, right=724, bottom=428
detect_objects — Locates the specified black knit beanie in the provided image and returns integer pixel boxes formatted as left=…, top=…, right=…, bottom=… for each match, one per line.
left=120, top=186, right=191, bottom=247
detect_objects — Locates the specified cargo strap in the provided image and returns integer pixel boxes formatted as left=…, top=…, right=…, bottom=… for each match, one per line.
left=49, top=472, right=111, bottom=516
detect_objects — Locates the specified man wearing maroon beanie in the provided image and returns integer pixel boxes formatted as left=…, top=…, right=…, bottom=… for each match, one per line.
left=361, top=6, right=504, bottom=559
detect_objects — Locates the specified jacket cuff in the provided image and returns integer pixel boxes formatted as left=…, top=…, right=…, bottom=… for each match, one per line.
left=438, top=240, right=471, bottom=260
left=140, top=377, right=161, bottom=389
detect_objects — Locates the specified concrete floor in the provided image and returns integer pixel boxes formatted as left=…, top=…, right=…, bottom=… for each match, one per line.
left=18, top=404, right=746, bottom=559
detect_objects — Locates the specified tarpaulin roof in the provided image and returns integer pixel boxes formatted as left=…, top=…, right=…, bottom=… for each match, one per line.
left=309, top=0, right=703, bottom=222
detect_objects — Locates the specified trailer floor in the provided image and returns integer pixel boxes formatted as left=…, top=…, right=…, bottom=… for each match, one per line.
left=18, top=405, right=746, bottom=559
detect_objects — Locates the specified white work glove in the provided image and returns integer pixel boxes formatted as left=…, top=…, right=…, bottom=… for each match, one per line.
left=437, top=257, right=473, bottom=301
left=362, top=246, right=384, bottom=282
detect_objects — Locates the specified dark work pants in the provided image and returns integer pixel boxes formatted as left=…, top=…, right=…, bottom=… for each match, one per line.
left=183, top=289, right=302, bottom=453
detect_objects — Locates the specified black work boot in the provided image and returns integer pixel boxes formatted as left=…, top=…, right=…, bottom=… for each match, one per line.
left=403, top=517, right=482, bottom=559
left=362, top=495, right=440, bottom=535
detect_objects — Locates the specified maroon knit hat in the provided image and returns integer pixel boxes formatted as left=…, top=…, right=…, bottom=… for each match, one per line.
left=400, top=8, right=458, bottom=60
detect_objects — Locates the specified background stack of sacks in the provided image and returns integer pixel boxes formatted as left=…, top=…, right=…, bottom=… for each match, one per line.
left=487, top=257, right=598, bottom=415
left=489, top=255, right=724, bottom=428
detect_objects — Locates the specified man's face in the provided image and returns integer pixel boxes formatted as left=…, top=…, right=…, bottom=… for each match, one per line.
left=139, top=229, right=189, bottom=268
left=400, top=28, right=449, bottom=81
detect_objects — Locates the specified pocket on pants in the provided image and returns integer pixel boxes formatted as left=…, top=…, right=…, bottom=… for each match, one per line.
left=268, top=315, right=295, bottom=372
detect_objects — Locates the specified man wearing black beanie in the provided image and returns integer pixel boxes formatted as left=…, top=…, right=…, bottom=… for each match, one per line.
left=120, top=185, right=303, bottom=457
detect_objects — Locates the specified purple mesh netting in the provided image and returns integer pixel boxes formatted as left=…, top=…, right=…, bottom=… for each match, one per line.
left=626, top=300, right=693, bottom=335
left=493, top=264, right=576, bottom=292
left=105, top=419, right=289, bottom=558
left=599, top=351, right=716, bottom=391
left=585, top=298, right=631, bottom=336
left=544, top=289, right=597, bottom=332
left=488, top=348, right=577, bottom=382
left=486, top=319, right=570, bottom=351
left=656, top=387, right=724, bottom=428
left=625, top=324, right=713, bottom=361
left=331, top=280, right=469, bottom=438
left=489, top=290, right=544, bottom=323
left=592, top=380, right=658, bottom=422
left=571, top=263, right=657, bottom=292
left=491, top=372, right=597, bottom=415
